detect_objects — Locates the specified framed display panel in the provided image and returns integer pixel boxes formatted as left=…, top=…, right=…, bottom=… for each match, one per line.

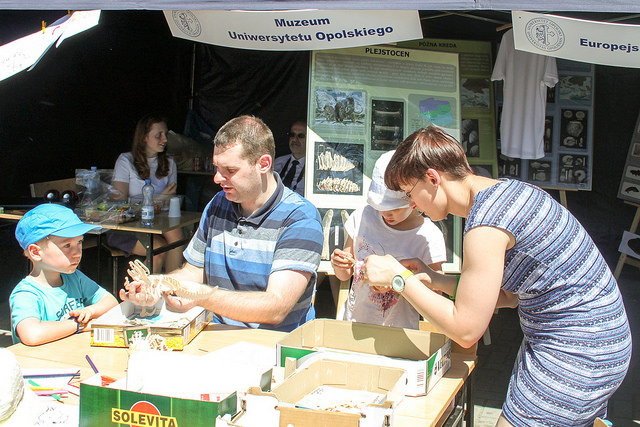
left=398, top=38, right=498, bottom=177
left=436, top=215, right=463, bottom=274
left=496, top=59, right=594, bottom=190
left=305, top=44, right=461, bottom=210
left=617, top=111, right=640, bottom=204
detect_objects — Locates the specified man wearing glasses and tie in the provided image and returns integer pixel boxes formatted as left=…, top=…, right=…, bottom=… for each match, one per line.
left=274, top=121, right=306, bottom=196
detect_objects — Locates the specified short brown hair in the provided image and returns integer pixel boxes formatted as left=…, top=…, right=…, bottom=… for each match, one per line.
left=384, top=125, right=473, bottom=191
left=214, top=115, right=275, bottom=165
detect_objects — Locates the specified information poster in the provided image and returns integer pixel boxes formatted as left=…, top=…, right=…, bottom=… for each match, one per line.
left=306, top=45, right=460, bottom=208
left=398, top=38, right=498, bottom=178
left=617, top=111, right=640, bottom=205
left=306, top=45, right=462, bottom=272
left=496, top=58, right=594, bottom=190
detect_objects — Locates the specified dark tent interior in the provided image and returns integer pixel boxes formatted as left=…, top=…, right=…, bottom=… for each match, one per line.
left=1, top=9, right=640, bottom=424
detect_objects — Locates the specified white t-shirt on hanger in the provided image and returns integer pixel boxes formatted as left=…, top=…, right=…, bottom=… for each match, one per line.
left=491, top=29, right=559, bottom=160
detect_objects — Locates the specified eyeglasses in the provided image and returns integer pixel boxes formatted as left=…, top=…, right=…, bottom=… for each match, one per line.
left=287, top=132, right=306, bottom=139
left=402, top=180, right=419, bottom=202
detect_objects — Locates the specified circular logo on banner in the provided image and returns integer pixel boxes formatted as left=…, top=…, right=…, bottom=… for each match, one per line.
left=525, top=18, right=565, bottom=52
left=172, top=10, right=202, bottom=37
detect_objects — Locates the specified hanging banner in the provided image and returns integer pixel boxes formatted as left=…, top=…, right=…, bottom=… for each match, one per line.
left=0, top=10, right=100, bottom=82
left=512, top=11, right=640, bottom=68
left=163, top=10, right=423, bottom=51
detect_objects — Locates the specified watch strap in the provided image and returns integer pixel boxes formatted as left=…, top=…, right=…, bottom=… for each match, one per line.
left=399, top=269, right=413, bottom=280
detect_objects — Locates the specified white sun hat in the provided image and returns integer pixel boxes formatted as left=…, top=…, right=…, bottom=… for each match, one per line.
left=367, top=150, right=409, bottom=212
left=0, top=349, right=46, bottom=426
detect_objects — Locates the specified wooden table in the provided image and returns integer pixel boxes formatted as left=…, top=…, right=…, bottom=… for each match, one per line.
left=91, top=210, right=202, bottom=271
left=8, top=324, right=476, bottom=426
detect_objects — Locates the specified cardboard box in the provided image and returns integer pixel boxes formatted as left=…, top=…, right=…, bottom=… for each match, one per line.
left=276, top=319, right=451, bottom=396
left=91, top=300, right=212, bottom=350
left=224, top=359, right=406, bottom=427
left=79, top=382, right=237, bottom=427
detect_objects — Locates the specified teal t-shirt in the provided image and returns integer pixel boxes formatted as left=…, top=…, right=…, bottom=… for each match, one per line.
left=10, top=270, right=107, bottom=344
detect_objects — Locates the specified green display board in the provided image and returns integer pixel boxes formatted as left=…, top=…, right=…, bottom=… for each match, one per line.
left=306, top=44, right=462, bottom=272
left=398, top=38, right=499, bottom=178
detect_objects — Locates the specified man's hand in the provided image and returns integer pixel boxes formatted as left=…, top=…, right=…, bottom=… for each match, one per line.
left=119, top=280, right=161, bottom=306
left=163, top=294, right=198, bottom=313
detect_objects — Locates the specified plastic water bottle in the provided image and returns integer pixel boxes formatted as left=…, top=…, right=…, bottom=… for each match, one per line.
left=141, top=179, right=155, bottom=227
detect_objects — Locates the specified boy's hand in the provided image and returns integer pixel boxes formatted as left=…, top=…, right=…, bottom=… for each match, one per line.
left=69, top=307, right=95, bottom=324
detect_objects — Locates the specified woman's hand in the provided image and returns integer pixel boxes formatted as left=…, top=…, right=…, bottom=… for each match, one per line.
left=399, top=257, right=428, bottom=275
left=160, top=182, right=177, bottom=195
left=362, top=254, right=405, bottom=288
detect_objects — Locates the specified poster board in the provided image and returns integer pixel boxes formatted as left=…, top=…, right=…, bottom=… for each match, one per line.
left=306, top=44, right=462, bottom=272
left=618, top=230, right=640, bottom=260
left=496, top=58, right=595, bottom=190
left=398, top=38, right=498, bottom=178
left=617, top=111, right=640, bottom=204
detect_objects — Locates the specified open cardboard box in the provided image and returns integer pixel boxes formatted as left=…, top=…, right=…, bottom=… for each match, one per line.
left=90, top=300, right=212, bottom=350
left=219, top=358, right=407, bottom=427
left=276, top=319, right=451, bottom=397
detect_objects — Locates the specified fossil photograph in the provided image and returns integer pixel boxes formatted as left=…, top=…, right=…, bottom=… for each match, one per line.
left=314, top=89, right=366, bottom=129
left=314, top=142, right=364, bottom=195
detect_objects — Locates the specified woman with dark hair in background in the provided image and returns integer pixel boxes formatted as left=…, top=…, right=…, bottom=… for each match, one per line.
left=108, top=114, right=184, bottom=273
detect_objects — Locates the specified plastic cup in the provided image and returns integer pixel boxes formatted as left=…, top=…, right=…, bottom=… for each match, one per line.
left=168, top=197, right=181, bottom=218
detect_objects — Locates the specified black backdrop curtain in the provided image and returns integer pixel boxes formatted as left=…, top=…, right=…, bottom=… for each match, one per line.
left=193, top=45, right=310, bottom=157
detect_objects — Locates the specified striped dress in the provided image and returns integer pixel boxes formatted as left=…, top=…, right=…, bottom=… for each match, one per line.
left=184, top=180, right=323, bottom=332
left=465, top=179, right=631, bottom=426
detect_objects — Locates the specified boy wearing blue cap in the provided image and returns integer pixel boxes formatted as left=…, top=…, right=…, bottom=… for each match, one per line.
left=331, top=151, right=447, bottom=329
left=10, top=204, right=118, bottom=345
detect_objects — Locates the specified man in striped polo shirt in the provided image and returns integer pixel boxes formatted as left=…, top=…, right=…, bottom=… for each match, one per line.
left=121, top=115, right=323, bottom=332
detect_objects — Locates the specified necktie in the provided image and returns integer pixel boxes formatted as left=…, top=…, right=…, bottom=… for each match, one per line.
left=282, top=159, right=299, bottom=188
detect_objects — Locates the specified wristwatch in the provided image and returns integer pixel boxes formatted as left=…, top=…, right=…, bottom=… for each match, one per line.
left=391, top=269, right=414, bottom=293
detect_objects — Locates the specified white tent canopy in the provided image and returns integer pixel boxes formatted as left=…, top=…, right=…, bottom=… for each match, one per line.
left=2, top=0, right=640, bottom=12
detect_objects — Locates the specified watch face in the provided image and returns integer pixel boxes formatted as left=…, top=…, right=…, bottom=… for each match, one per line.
left=392, top=275, right=405, bottom=292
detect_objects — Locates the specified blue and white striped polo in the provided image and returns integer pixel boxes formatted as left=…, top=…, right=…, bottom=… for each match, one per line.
left=184, top=180, right=323, bottom=332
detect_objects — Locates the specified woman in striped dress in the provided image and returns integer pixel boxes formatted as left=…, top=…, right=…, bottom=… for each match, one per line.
left=362, top=126, right=631, bottom=427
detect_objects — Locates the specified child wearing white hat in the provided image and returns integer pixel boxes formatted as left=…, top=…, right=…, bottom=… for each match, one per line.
left=10, top=204, right=118, bottom=345
left=331, top=151, right=446, bottom=329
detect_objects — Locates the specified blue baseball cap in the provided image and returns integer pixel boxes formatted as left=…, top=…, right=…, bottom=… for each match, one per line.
left=15, top=204, right=101, bottom=250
